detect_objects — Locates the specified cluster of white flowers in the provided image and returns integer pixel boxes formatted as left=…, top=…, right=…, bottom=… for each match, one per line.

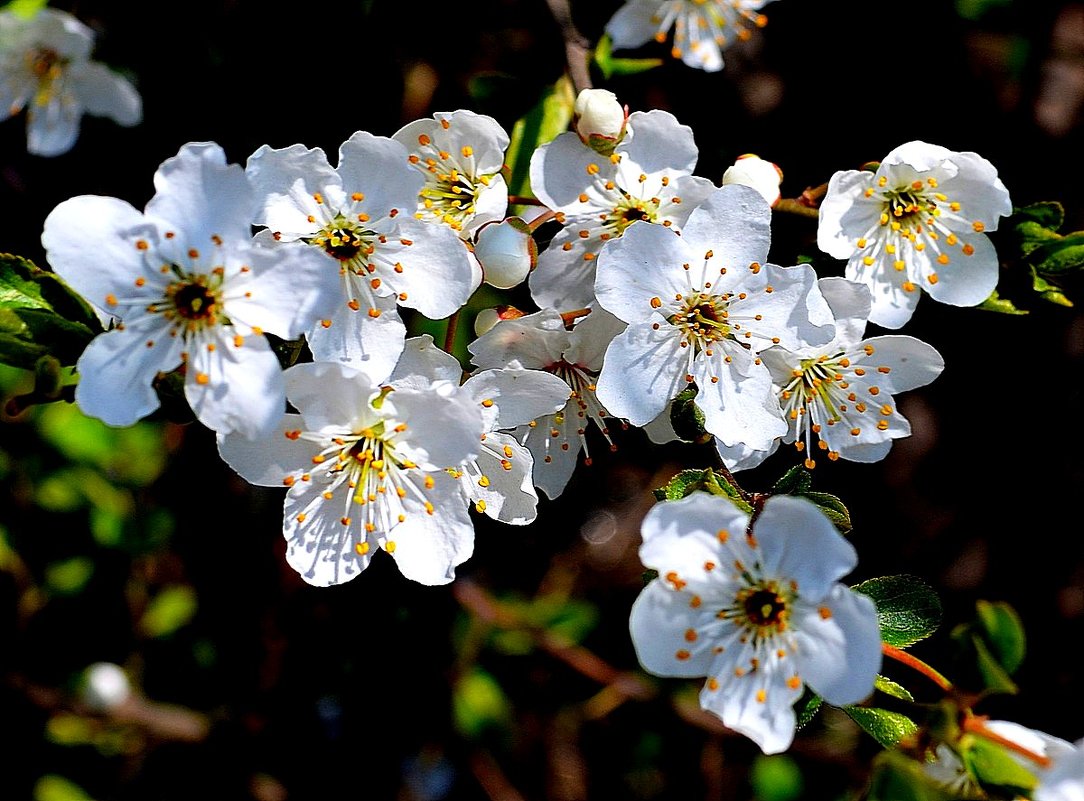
left=34, top=29, right=1037, bottom=761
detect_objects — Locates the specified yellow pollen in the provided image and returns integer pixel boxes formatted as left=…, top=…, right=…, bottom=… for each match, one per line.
left=973, top=221, right=985, bottom=232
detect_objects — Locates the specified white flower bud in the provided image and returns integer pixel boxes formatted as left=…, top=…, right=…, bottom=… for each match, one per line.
left=80, top=662, right=132, bottom=711
left=474, top=305, right=526, bottom=336
left=573, top=89, right=627, bottom=153
left=722, top=154, right=783, bottom=207
left=474, top=218, right=537, bottom=290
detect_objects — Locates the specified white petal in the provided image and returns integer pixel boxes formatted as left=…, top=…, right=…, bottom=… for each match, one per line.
left=378, top=217, right=479, bottom=319
left=638, top=493, right=753, bottom=580
left=519, top=420, right=582, bottom=500
left=529, top=229, right=600, bottom=311
left=336, top=130, right=424, bottom=219
left=792, top=584, right=881, bottom=706
left=146, top=142, right=254, bottom=246
left=389, top=384, right=483, bottom=469
left=753, top=495, right=858, bottom=600
left=26, top=96, right=81, bottom=156
left=679, top=185, right=772, bottom=270
left=528, top=131, right=606, bottom=212
left=73, top=322, right=178, bottom=426
left=462, top=368, right=571, bottom=430
left=391, top=333, right=465, bottom=388
left=283, top=480, right=371, bottom=586
left=217, top=413, right=317, bottom=487
left=922, top=231, right=999, bottom=309
left=245, top=143, right=343, bottom=237
left=693, top=345, right=785, bottom=451
left=564, top=307, right=627, bottom=369
left=386, top=474, right=476, bottom=585
left=817, top=170, right=878, bottom=260
left=604, top=0, right=659, bottom=48
left=701, top=651, right=803, bottom=754
left=594, top=222, right=690, bottom=323
left=621, top=110, right=699, bottom=175
left=630, top=580, right=721, bottom=678
left=851, top=335, right=944, bottom=394
left=465, top=435, right=540, bottom=525
left=595, top=323, right=685, bottom=427
left=184, top=329, right=285, bottom=437
left=306, top=293, right=405, bottom=383
left=468, top=308, right=569, bottom=371
left=285, top=361, right=376, bottom=432
left=69, top=62, right=141, bottom=125
left=817, top=277, right=871, bottom=347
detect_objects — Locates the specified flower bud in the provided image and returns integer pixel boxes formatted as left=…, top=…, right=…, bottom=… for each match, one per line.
left=573, top=89, right=627, bottom=155
left=721, top=154, right=783, bottom=207
left=473, top=217, right=537, bottom=290
left=80, top=662, right=132, bottom=711
left=474, top=305, right=526, bottom=336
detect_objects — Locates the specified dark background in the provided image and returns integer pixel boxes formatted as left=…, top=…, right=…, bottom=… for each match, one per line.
left=2, top=1, right=1084, bottom=799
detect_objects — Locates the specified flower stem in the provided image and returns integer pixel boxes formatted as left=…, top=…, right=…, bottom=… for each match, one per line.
left=962, top=715, right=1053, bottom=768
left=881, top=643, right=953, bottom=692
left=527, top=209, right=557, bottom=232
left=508, top=194, right=546, bottom=207
left=773, top=198, right=820, bottom=219
left=542, top=0, right=593, bottom=95
left=444, top=310, right=461, bottom=355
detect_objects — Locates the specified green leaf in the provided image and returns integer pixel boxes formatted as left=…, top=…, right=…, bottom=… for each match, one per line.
left=866, top=750, right=955, bottom=801
left=1011, top=201, right=1064, bottom=230
left=963, top=735, right=1039, bottom=797
left=504, top=77, right=575, bottom=203
left=669, top=386, right=710, bottom=444
left=139, top=585, right=197, bottom=638
left=1031, top=269, right=1073, bottom=308
left=976, top=290, right=1028, bottom=315
left=852, top=574, right=942, bottom=649
left=771, top=464, right=812, bottom=496
left=0, top=253, right=101, bottom=329
left=34, top=775, right=97, bottom=801
left=749, top=754, right=803, bottom=801
left=844, top=705, right=918, bottom=748
left=970, top=634, right=1018, bottom=693
left=452, top=668, right=512, bottom=739
left=803, top=491, right=852, bottom=535
left=975, top=600, right=1025, bottom=674
left=794, top=689, right=822, bottom=730
left=652, top=468, right=753, bottom=512
left=1032, top=233, right=1084, bottom=275
left=524, top=596, right=598, bottom=645
left=874, top=674, right=914, bottom=703
left=45, top=557, right=95, bottom=595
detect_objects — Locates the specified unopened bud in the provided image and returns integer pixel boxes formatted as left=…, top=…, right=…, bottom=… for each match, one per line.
left=474, top=305, right=526, bottom=336
left=573, top=89, right=627, bottom=155
left=722, top=154, right=783, bottom=207
left=80, top=662, right=132, bottom=711
left=474, top=217, right=537, bottom=290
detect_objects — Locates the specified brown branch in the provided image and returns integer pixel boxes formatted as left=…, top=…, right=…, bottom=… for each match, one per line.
left=544, top=0, right=593, bottom=95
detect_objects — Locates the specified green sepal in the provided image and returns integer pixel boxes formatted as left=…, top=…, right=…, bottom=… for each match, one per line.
left=1028, top=231, right=1084, bottom=276
left=866, top=750, right=957, bottom=801
left=770, top=466, right=851, bottom=534
left=852, top=574, right=943, bottom=649
left=592, top=34, right=664, bottom=79
left=976, top=289, right=1028, bottom=315
left=1011, top=201, right=1064, bottom=231
left=874, top=674, right=914, bottom=703
left=794, top=688, right=822, bottom=730
left=1031, top=268, right=1073, bottom=307
left=0, top=0, right=49, bottom=18
left=504, top=76, right=575, bottom=206
left=844, top=704, right=919, bottom=749
left=669, top=385, right=711, bottom=444
left=652, top=467, right=753, bottom=513
left=962, top=735, right=1040, bottom=798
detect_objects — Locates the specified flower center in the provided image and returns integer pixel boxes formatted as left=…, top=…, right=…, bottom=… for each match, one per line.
left=779, top=352, right=851, bottom=468
left=538, top=360, right=618, bottom=465
left=27, top=47, right=62, bottom=79
left=669, top=292, right=731, bottom=352
left=147, top=273, right=227, bottom=335
left=308, top=216, right=374, bottom=271
left=720, top=579, right=793, bottom=641
left=604, top=193, right=660, bottom=235
left=742, top=587, right=787, bottom=627
left=170, top=282, right=218, bottom=320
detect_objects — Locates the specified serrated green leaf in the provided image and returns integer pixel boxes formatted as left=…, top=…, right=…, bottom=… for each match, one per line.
left=802, top=491, right=852, bottom=534
left=963, top=736, right=1039, bottom=797
left=452, top=668, right=512, bottom=739
left=139, top=585, right=197, bottom=638
left=853, top=574, right=942, bottom=649
left=505, top=77, right=575, bottom=202
left=874, top=674, right=914, bottom=702
left=772, top=464, right=813, bottom=496
left=844, top=705, right=918, bottom=748
left=867, top=750, right=956, bottom=801
left=0, top=253, right=101, bottom=330
left=794, top=689, right=822, bottom=729
left=652, top=468, right=753, bottom=512
left=975, top=600, right=1025, bottom=674
left=976, top=290, right=1028, bottom=315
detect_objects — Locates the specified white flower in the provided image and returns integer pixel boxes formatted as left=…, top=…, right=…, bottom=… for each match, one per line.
left=393, top=109, right=510, bottom=238
left=529, top=109, right=716, bottom=310
left=469, top=307, right=626, bottom=500
left=594, top=184, right=834, bottom=454
left=0, top=7, right=140, bottom=156
left=1038, top=739, right=1084, bottom=801
left=80, top=662, right=132, bottom=712
left=759, top=277, right=944, bottom=468
left=218, top=359, right=485, bottom=587
left=630, top=492, right=881, bottom=754
left=605, top=0, right=776, bottom=72
left=722, top=154, right=783, bottom=207
left=41, top=142, right=337, bottom=438
left=817, top=141, right=1012, bottom=329
left=246, top=132, right=480, bottom=380
left=573, top=88, right=627, bottom=151
left=392, top=336, right=571, bottom=525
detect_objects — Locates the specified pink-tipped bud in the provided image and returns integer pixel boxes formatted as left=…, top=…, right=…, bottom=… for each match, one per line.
left=722, top=154, right=783, bottom=207
left=474, top=217, right=537, bottom=290
left=573, top=89, right=627, bottom=155
left=474, top=304, right=527, bottom=336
